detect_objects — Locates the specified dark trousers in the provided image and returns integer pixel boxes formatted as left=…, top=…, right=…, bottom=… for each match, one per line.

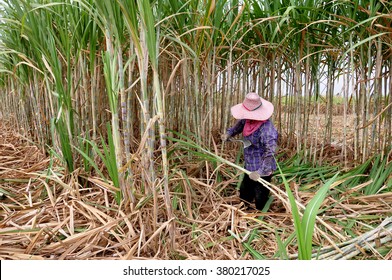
left=240, top=174, right=272, bottom=210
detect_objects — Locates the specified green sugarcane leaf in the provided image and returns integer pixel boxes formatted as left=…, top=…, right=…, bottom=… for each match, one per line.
left=242, top=242, right=266, bottom=260
left=276, top=160, right=306, bottom=259
left=73, top=145, right=106, bottom=181
left=365, top=157, right=392, bottom=195
left=302, top=172, right=339, bottom=258
left=275, top=229, right=289, bottom=260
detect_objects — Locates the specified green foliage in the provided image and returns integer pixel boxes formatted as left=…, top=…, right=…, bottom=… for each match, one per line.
left=75, top=123, right=122, bottom=204
left=136, top=0, right=158, bottom=69
left=52, top=117, right=74, bottom=172
left=239, top=228, right=266, bottom=259
left=276, top=160, right=339, bottom=260
left=275, top=231, right=296, bottom=260
left=102, top=50, right=119, bottom=112
left=365, top=155, right=392, bottom=195
left=78, top=133, right=93, bottom=173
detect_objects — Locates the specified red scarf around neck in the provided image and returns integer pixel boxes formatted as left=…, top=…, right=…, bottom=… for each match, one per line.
left=243, top=119, right=266, bottom=136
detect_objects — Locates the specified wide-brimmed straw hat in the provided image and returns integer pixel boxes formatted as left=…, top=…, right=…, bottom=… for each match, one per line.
left=230, top=92, right=274, bottom=121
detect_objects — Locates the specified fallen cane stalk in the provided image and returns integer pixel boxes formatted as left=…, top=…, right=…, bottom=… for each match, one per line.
left=288, top=216, right=392, bottom=259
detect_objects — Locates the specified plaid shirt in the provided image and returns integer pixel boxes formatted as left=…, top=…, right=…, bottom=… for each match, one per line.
left=227, top=119, right=278, bottom=176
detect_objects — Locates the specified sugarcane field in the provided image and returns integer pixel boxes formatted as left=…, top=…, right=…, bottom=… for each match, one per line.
left=0, top=0, right=392, bottom=261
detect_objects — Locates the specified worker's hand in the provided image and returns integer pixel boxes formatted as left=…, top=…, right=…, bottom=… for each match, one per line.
left=249, top=171, right=260, bottom=181
left=221, top=133, right=230, bottom=142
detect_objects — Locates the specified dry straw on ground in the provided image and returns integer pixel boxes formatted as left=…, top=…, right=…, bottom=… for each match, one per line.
left=0, top=120, right=391, bottom=260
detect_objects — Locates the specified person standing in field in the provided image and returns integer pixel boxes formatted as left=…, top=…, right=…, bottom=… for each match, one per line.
left=222, top=92, right=278, bottom=211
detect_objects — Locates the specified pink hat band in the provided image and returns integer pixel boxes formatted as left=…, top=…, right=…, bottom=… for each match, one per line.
left=231, top=92, right=274, bottom=121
